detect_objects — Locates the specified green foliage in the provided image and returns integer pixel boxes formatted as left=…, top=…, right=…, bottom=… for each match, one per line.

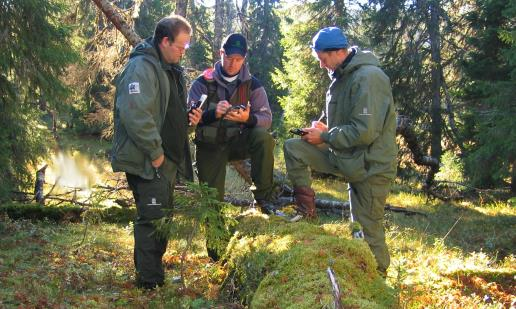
left=435, top=151, right=465, bottom=183
left=185, top=4, right=213, bottom=70
left=153, top=182, right=238, bottom=259
left=134, top=0, right=175, bottom=38
left=246, top=0, right=285, bottom=108
left=360, top=0, right=470, bottom=174
left=0, top=0, right=79, bottom=199
left=272, top=1, right=351, bottom=128
left=461, top=0, right=516, bottom=188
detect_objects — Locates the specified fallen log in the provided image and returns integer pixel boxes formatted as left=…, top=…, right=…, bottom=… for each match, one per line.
left=225, top=195, right=426, bottom=217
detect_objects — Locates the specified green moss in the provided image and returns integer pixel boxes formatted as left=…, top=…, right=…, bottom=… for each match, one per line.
left=0, top=203, right=135, bottom=224
left=222, top=215, right=396, bottom=308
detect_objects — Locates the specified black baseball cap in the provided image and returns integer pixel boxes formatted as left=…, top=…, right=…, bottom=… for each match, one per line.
left=221, top=33, right=247, bottom=57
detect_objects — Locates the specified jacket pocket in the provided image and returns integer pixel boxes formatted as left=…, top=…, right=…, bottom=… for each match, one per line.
left=329, top=148, right=368, bottom=183
left=116, top=138, right=145, bottom=166
left=196, top=126, right=240, bottom=144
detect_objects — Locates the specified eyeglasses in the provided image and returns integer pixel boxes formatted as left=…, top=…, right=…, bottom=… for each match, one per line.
left=166, top=36, right=190, bottom=52
left=172, top=42, right=190, bottom=52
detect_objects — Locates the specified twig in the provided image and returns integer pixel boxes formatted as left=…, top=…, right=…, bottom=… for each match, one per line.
left=443, top=215, right=462, bottom=240
left=326, top=266, right=343, bottom=309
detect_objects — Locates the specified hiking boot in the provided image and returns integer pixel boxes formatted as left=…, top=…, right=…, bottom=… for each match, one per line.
left=136, top=280, right=164, bottom=290
left=293, top=186, right=316, bottom=218
left=253, top=199, right=287, bottom=218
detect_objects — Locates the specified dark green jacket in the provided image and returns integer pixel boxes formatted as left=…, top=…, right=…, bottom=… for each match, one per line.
left=111, top=38, right=191, bottom=180
left=320, top=48, right=397, bottom=182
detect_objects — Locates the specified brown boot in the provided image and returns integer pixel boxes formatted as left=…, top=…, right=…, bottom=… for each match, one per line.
left=293, top=186, right=316, bottom=218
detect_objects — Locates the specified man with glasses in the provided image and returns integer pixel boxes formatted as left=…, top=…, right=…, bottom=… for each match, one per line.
left=111, top=15, right=202, bottom=289
left=188, top=33, right=276, bottom=258
left=283, top=27, right=397, bottom=277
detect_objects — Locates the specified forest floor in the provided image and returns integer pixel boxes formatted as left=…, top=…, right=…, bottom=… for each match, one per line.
left=0, top=131, right=515, bottom=308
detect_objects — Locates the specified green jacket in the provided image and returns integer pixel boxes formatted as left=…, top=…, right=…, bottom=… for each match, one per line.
left=320, top=48, right=397, bottom=183
left=111, top=38, right=190, bottom=180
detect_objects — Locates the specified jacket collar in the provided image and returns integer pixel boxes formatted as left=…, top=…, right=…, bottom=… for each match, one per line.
left=332, top=47, right=357, bottom=79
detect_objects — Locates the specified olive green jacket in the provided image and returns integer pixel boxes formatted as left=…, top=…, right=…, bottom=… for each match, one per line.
left=320, top=48, right=397, bottom=183
left=111, top=38, right=190, bottom=180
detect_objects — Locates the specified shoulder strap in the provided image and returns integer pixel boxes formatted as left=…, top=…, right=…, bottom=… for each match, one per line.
left=229, top=79, right=252, bottom=105
left=206, top=80, right=218, bottom=106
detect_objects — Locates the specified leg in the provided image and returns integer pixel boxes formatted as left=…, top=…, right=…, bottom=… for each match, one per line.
left=229, top=127, right=275, bottom=200
left=196, top=143, right=229, bottom=260
left=196, top=143, right=229, bottom=201
left=126, top=165, right=175, bottom=288
left=283, top=138, right=342, bottom=187
left=283, top=139, right=342, bottom=217
left=350, top=177, right=391, bottom=274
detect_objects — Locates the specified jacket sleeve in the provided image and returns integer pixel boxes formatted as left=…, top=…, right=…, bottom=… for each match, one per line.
left=116, top=59, right=163, bottom=161
left=249, top=80, right=272, bottom=129
left=188, top=78, right=218, bottom=125
left=321, top=70, right=392, bottom=149
left=187, top=78, right=208, bottom=106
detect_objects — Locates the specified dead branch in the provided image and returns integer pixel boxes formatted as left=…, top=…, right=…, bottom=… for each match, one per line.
left=90, top=0, right=142, bottom=47
left=396, top=115, right=439, bottom=168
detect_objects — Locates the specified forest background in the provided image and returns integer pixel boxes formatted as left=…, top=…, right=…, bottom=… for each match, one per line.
left=0, top=0, right=515, bottom=307
left=1, top=0, right=515, bottom=197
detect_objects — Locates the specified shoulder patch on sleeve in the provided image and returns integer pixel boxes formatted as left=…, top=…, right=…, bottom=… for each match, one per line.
left=128, top=82, right=140, bottom=94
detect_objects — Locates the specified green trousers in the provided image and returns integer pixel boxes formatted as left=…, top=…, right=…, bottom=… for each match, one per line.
left=196, top=127, right=275, bottom=201
left=126, top=158, right=177, bottom=287
left=283, top=138, right=391, bottom=272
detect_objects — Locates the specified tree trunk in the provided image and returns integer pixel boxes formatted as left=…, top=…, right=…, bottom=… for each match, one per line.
left=511, top=158, right=516, bottom=193
left=258, top=0, right=271, bottom=54
left=213, top=0, right=224, bottom=62
left=333, top=0, right=345, bottom=21
left=236, top=0, right=249, bottom=37
left=175, top=0, right=188, bottom=17
left=34, top=165, right=48, bottom=204
left=427, top=0, right=443, bottom=188
left=90, top=0, right=142, bottom=47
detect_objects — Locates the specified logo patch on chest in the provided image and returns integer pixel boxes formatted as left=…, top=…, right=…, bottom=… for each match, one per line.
left=129, top=82, right=141, bottom=94
left=359, top=107, right=372, bottom=116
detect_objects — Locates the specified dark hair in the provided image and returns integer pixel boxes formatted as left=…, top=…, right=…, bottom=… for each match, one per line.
left=322, top=47, right=345, bottom=52
left=154, top=15, right=192, bottom=44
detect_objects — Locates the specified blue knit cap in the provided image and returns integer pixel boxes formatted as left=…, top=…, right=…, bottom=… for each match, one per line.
left=311, top=27, right=349, bottom=52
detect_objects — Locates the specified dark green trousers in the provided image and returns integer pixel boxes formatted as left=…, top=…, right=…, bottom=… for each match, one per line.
left=196, top=127, right=275, bottom=201
left=126, top=159, right=176, bottom=287
left=284, top=138, right=391, bottom=272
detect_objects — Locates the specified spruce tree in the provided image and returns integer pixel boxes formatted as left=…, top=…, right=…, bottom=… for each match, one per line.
left=0, top=0, right=78, bottom=200
left=461, top=0, right=516, bottom=189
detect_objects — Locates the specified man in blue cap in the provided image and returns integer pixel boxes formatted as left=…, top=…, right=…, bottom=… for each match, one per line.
left=283, top=26, right=397, bottom=276
left=188, top=33, right=276, bottom=259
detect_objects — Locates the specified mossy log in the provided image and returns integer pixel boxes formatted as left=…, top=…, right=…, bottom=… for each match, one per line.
left=0, top=203, right=135, bottom=223
left=221, top=214, right=396, bottom=308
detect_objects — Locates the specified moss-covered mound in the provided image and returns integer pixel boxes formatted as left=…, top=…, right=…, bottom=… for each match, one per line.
left=222, top=214, right=396, bottom=308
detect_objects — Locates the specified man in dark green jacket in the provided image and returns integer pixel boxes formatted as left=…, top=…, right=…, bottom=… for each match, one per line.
left=283, top=27, right=397, bottom=275
left=111, top=15, right=202, bottom=289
